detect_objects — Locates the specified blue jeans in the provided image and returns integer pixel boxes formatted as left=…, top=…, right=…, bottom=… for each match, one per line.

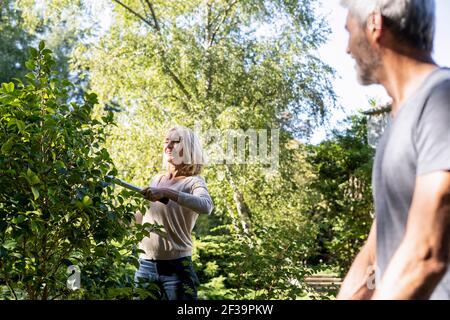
left=134, top=256, right=199, bottom=300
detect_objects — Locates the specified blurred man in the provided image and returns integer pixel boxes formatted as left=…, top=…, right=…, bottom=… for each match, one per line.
left=337, top=0, right=450, bottom=299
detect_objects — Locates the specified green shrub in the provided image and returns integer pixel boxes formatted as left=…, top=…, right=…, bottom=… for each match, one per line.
left=304, top=116, right=374, bottom=275
left=0, top=42, right=149, bottom=299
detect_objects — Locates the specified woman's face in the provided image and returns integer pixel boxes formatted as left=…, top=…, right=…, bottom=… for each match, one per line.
left=164, top=130, right=184, bottom=165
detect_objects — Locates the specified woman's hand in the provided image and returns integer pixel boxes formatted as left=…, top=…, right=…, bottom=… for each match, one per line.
left=141, top=187, right=167, bottom=202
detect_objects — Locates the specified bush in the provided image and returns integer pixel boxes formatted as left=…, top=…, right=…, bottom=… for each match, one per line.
left=0, top=42, right=149, bottom=299
left=304, top=116, right=374, bottom=275
left=194, top=219, right=319, bottom=300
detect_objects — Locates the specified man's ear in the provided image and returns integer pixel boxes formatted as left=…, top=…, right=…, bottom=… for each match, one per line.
left=367, top=12, right=383, bottom=30
left=367, top=12, right=383, bottom=43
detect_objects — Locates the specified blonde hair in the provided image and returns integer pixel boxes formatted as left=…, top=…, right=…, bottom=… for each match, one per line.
left=163, top=125, right=206, bottom=176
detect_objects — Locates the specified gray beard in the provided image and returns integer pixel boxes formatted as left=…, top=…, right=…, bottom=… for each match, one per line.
left=357, top=64, right=378, bottom=85
left=355, top=39, right=382, bottom=85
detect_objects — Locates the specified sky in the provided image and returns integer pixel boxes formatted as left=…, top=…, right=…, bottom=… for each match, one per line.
left=311, top=0, right=450, bottom=143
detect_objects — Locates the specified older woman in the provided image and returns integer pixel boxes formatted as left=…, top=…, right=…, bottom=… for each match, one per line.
left=135, top=125, right=213, bottom=300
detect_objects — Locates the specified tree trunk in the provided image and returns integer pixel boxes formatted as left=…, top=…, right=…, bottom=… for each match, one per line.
left=225, top=165, right=251, bottom=234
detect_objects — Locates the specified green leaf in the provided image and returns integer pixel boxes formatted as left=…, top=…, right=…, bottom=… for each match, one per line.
left=16, top=120, right=25, bottom=132
left=2, top=239, right=17, bottom=250
left=39, top=40, right=45, bottom=51
left=31, top=186, right=40, bottom=200
left=2, top=82, right=14, bottom=93
left=54, top=160, right=66, bottom=169
left=45, top=107, right=56, bottom=114
left=25, top=210, right=42, bottom=217
left=85, top=92, right=98, bottom=104
left=30, top=174, right=41, bottom=185
left=1, top=137, right=15, bottom=154
left=25, top=72, right=36, bottom=81
left=7, top=118, right=16, bottom=127
left=26, top=168, right=41, bottom=185
left=82, top=195, right=93, bottom=206
left=29, top=47, right=38, bottom=57
left=75, top=201, right=84, bottom=210
left=12, top=215, right=26, bottom=224
left=25, top=60, right=35, bottom=71
left=30, top=221, right=41, bottom=233
left=62, top=79, right=73, bottom=87
left=0, top=247, right=8, bottom=258
left=9, top=99, right=21, bottom=107
left=44, top=118, right=57, bottom=128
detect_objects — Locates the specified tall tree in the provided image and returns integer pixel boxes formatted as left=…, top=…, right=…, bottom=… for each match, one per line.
left=74, top=0, right=336, bottom=235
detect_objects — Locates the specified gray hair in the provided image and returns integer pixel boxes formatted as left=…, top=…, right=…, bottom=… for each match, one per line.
left=340, top=0, right=435, bottom=52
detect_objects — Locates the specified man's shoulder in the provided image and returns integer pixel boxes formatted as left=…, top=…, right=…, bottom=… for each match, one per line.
left=428, top=68, right=450, bottom=94
left=424, top=72, right=450, bottom=111
left=415, top=68, right=450, bottom=117
left=430, top=76, right=450, bottom=96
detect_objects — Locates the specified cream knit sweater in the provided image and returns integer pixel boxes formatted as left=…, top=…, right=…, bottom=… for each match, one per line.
left=139, top=174, right=213, bottom=260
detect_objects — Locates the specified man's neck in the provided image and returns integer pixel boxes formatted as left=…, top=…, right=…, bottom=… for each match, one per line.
left=379, top=52, right=437, bottom=117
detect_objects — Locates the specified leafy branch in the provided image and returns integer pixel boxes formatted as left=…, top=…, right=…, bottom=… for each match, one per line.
left=112, top=0, right=193, bottom=103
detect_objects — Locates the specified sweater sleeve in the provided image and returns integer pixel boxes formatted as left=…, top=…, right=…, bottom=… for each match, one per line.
left=176, top=176, right=214, bottom=215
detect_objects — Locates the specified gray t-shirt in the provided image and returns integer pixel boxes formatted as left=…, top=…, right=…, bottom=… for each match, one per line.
left=373, top=68, right=450, bottom=299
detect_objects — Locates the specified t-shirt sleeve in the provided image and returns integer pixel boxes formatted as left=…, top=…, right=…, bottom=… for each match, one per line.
left=416, top=79, right=450, bottom=176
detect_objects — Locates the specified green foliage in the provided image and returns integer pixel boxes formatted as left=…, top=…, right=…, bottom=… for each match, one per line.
left=0, top=43, right=150, bottom=299
left=193, top=115, right=374, bottom=299
left=71, top=0, right=337, bottom=187
left=304, top=115, right=374, bottom=275
left=193, top=220, right=319, bottom=300
left=0, top=0, right=36, bottom=83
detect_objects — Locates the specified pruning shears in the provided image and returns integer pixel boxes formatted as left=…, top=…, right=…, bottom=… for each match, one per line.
left=106, top=175, right=169, bottom=204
